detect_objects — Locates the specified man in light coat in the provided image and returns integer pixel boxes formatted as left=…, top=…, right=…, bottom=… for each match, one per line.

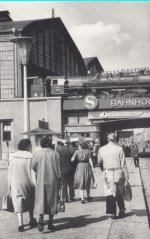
left=98, top=132, right=129, bottom=218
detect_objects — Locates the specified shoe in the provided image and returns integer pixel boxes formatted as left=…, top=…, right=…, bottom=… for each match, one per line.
left=38, top=217, right=44, bottom=232
left=70, top=198, right=75, bottom=201
left=29, top=218, right=37, bottom=228
left=112, top=214, right=117, bottom=219
left=87, top=197, right=92, bottom=201
left=48, top=224, right=56, bottom=231
left=119, top=209, right=125, bottom=218
left=64, top=199, right=69, bottom=203
left=18, top=226, right=24, bottom=232
left=81, top=200, right=85, bottom=204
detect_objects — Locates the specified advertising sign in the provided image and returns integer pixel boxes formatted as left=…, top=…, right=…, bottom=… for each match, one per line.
left=88, top=110, right=150, bottom=119
left=63, top=96, right=150, bottom=111
left=39, top=120, right=49, bottom=129
left=64, top=125, right=100, bottom=133
left=83, top=95, right=98, bottom=110
left=118, top=131, right=134, bottom=138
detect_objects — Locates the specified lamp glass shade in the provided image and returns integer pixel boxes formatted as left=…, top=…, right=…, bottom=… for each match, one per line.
left=11, top=37, right=36, bottom=65
left=18, top=39, right=32, bottom=65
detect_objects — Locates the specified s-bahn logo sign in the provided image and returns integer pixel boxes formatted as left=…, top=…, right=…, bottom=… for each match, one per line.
left=83, top=95, right=98, bottom=110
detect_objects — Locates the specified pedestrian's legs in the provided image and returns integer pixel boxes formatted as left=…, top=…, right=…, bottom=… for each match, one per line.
left=29, top=210, right=33, bottom=221
left=86, top=187, right=90, bottom=197
left=68, top=173, right=74, bottom=200
left=17, top=212, right=23, bottom=226
left=48, top=213, right=55, bottom=231
left=134, top=157, right=137, bottom=167
left=17, top=212, right=24, bottom=232
left=137, top=157, right=139, bottom=167
left=80, top=189, right=85, bottom=203
left=29, top=210, right=37, bottom=228
left=62, top=174, right=68, bottom=201
left=116, top=188, right=126, bottom=218
left=38, top=214, right=44, bottom=232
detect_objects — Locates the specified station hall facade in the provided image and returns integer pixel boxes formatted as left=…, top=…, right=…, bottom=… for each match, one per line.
left=0, top=11, right=103, bottom=159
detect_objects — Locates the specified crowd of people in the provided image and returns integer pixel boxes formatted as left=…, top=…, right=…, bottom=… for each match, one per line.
left=7, top=133, right=130, bottom=233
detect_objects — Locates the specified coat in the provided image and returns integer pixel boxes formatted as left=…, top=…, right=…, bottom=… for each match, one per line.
left=98, top=142, right=129, bottom=197
left=31, top=148, right=61, bottom=215
left=56, top=145, right=73, bottom=174
left=8, top=150, right=35, bottom=213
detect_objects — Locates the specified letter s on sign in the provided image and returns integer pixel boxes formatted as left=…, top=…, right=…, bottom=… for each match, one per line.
left=83, top=95, right=98, bottom=110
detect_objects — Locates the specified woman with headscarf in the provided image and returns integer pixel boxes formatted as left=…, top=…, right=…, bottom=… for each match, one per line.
left=8, top=139, right=36, bottom=232
left=71, top=139, right=95, bottom=203
left=31, top=136, right=62, bottom=232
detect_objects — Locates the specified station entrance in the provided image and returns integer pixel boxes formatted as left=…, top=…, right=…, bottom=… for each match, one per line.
left=63, top=95, right=150, bottom=146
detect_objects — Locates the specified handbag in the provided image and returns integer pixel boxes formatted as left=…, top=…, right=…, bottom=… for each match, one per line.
left=58, top=188, right=65, bottom=212
left=123, top=181, right=132, bottom=202
left=91, top=171, right=97, bottom=189
left=2, top=190, right=14, bottom=212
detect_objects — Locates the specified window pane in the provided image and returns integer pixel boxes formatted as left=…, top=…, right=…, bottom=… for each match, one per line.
left=0, top=42, right=15, bottom=99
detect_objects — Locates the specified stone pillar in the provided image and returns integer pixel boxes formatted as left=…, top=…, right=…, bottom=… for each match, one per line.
left=47, top=97, right=62, bottom=133
left=99, top=126, right=107, bottom=147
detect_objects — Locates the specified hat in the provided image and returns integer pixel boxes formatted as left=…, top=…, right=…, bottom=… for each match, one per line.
left=79, top=138, right=85, bottom=144
left=63, top=138, right=70, bottom=144
left=107, top=132, right=116, bottom=140
left=94, top=138, right=99, bottom=143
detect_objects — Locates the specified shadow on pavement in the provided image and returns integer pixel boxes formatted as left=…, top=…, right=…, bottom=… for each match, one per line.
left=131, top=209, right=148, bottom=217
left=131, top=185, right=142, bottom=187
left=125, top=212, right=135, bottom=217
left=43, top=214, right=109, bottom=231
left=140, top=166, right=150, bottom=170
left=87, top=196, right=106, bottom=202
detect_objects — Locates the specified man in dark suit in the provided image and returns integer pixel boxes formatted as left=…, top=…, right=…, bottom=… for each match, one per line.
left=56, top=139, right=74, bottom=201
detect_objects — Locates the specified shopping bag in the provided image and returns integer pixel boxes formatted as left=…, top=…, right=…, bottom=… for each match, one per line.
left=58, top=188, right=65, bottom=212
left=123, top=181, right=132, bottom=202
left=2, top=191, right=14, bottom=212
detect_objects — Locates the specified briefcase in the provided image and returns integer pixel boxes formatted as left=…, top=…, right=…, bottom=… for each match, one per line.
left=2, top=192, right=14, bottom=212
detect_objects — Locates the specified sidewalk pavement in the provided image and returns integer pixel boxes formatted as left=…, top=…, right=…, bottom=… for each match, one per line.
left=0, top=159, right=150, bottom=239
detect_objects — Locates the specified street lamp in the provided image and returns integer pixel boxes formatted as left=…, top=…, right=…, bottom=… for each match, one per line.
left=11, top=36, right=36, bottom=137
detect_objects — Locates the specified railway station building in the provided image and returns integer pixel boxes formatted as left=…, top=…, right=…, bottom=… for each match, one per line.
left=0, top=11, right=104, bottom=159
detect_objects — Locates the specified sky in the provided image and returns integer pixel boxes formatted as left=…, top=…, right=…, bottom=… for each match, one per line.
left=1, top=1, right=150, bottom=72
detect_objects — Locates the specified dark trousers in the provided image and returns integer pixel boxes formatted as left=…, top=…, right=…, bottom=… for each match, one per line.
left=62, top=172, right=74, bottom=200
left=106, top=189, right=125, bottom=215
left=134, top=157, right=139, bottom=167
left=93, top=156, right=97, bottom=167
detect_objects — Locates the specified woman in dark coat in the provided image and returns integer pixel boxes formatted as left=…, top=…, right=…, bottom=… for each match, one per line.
left=31, top=136, right=62, bottom=232
left=71, top=139, right=94, bottom=203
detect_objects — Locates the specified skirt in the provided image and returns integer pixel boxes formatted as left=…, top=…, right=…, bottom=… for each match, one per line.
left=73, top=163, right=94, bottom=190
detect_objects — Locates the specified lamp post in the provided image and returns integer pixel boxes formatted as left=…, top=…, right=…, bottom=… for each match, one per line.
left=11, top=36, right=36, bottom=137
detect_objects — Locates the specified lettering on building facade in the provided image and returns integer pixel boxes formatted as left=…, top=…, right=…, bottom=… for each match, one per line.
left=111, top=98, right=150, bottom=107
left=64, top=125, right=100, bottom=133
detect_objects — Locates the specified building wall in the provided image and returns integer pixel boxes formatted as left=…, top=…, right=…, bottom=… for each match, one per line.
left=0, top=20, right=86, bottom=100
left=0, top=97, right=62, bottom=159
left=29, top=25, right=84, bottom=77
